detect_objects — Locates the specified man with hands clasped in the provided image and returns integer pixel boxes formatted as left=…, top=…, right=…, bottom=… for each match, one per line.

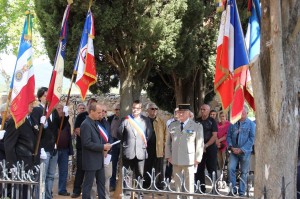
left=227, top=105, right=255, bottom=196
left=165, top=104, right=204, bottom=199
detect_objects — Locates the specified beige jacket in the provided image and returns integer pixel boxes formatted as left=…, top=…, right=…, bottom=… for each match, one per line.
left=152, top=116, right=167, bottom=158
left=165, top=119, right=204, bottom=166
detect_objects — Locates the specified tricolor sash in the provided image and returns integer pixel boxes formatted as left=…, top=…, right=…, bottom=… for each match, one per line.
left=97, top=124, right=108, bottom=143
left=126, top=115, right=147, bottom=146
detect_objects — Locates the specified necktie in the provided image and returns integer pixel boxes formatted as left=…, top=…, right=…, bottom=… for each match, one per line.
left=180, top=122, right=184, bottom=132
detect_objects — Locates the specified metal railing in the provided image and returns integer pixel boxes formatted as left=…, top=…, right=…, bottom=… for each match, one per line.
left=0, top=160, right=45, bottom=199
left=122, top=167, right=254, bottom=198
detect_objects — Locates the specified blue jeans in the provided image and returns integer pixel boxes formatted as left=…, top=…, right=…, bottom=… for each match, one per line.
left=44, top=152, right=58, bottom=199
left=228, top=153, right=250, bottom=195
left=58, top=149, right=70, bottom=194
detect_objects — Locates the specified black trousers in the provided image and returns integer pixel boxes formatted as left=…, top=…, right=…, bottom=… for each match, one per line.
left=165, top=162, right=173, bottom=181
left=144, top=156, right=164, bottom=188
left=82, top=168, right=105, bottom=199
left=195, top=144, right=218, bottom=192
left=73, top=150, right=85, bottom=194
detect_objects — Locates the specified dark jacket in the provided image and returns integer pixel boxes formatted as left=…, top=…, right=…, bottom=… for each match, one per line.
left=81, top=116, right=105, bottom=171
left=57, top=116, right=74, bottom=155
left=31, top=105, right=60, bottom=154
left=4, top=116, right=39, bottom=170
left=74, top=111, right=88, bottom=151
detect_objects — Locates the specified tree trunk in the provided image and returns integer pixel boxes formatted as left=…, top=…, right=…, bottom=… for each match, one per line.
left=252, top=0, right=300, bottom=198
left=118, top=68, right=145, bottom=117
left=114, top=63, right=151, bottom=198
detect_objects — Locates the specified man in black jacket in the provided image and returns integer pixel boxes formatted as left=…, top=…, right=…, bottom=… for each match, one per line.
left=4, top=102, right=39, bottom=199
left=71, top=98, right=97, bottom=198
left=81, top=102, right=112, bottom=199
left=31, top=87, right=61, bottom=199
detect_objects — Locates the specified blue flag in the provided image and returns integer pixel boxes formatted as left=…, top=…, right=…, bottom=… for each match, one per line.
left=245, top=0, right=261, bottom=62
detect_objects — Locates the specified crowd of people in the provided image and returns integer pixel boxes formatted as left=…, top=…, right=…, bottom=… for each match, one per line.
left=0, top=87, right=256, bottom=199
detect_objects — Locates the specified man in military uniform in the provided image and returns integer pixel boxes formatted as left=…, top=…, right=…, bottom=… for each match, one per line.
left=165, top=104, right=204, bottom=198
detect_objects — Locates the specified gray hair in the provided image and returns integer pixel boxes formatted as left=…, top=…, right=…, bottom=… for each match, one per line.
left=77, top=103, right=86, bottom=109
left=146, top=103, right=157, bottom=110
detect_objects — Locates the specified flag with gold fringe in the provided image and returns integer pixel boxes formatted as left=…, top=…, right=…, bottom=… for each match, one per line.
left=214, top=0, right=250, bottom=123
left=10, top=11, right=35, bottom=128
left=74, top=9, right=97, bottom=101
left=46, top=4, right=71, bottom=118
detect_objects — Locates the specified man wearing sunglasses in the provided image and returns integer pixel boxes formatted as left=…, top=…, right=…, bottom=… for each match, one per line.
left=143, top=103, right=167, bottom=189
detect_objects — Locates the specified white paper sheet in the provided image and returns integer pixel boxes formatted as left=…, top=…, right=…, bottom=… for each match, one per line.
left=104, top=154, right=112, bottom=165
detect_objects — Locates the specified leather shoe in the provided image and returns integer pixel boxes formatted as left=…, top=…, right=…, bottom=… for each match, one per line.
left=71, top=193, right=81, bottom=198
left=58, top=192, right=70, bottom=196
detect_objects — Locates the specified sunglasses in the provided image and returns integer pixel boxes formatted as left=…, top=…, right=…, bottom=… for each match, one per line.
left=150, top=108, right=158, bottom=110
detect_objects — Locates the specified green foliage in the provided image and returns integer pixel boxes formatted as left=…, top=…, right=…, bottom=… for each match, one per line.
left=34, top=0, right=203, bottom=94
left=0, top=0, right=45, bottom=56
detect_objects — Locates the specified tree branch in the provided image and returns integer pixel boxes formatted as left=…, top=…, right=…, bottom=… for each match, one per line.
left=155, top=67, right=174, bottom=90
left=104, top=53, right=120, bottom=71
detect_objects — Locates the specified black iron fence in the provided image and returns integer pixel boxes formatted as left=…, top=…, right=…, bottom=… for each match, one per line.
left=122, top=167, right=254, bottom=198
left=0, top=160, right=45, bottom=199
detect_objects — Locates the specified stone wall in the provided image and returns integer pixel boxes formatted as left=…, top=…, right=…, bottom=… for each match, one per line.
left=58, top=93, right=173, bottom=132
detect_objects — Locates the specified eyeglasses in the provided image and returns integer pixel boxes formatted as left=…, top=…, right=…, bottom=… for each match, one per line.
left=102, top=110, right=107, bottom=113
left=150, top=108, right=158, bottom=110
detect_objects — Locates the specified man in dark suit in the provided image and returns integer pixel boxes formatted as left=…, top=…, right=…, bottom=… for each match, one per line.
left=5, top=102, right=39, bottom=169
left=81, top=102, right=112, bottom=199
left=4, top=102, right=39, bottom=199
left=71, top=98, right=97, bottom=198
left=117, top=100, right=153, bottom=190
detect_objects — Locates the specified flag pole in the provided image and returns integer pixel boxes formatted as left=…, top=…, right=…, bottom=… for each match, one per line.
left=34, top=101, right=48, bottom=156
left=34, top=0, right=73, bottom=156
left=51, top=0, right=73, bottom=152
left=1, top=90, right=12, bottom=130
left=55, top=70, right=76, bottom=148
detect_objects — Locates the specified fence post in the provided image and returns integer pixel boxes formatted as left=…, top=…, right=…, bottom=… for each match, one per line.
left=39, top=161, right=45, bottom=199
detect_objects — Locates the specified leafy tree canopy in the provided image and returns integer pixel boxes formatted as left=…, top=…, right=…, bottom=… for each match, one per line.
left=0, top=0, right=45, bottom=56
left=34, top=0, right=203, bottom=95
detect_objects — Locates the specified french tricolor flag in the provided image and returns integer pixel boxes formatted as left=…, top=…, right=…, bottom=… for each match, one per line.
left=10, top=12, right=35, bottom=128
left=74, top=9, right=97, bottom=101
left=214, top=0, right=250, bottom=123
left=46, top=4, right=71, bottom=118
